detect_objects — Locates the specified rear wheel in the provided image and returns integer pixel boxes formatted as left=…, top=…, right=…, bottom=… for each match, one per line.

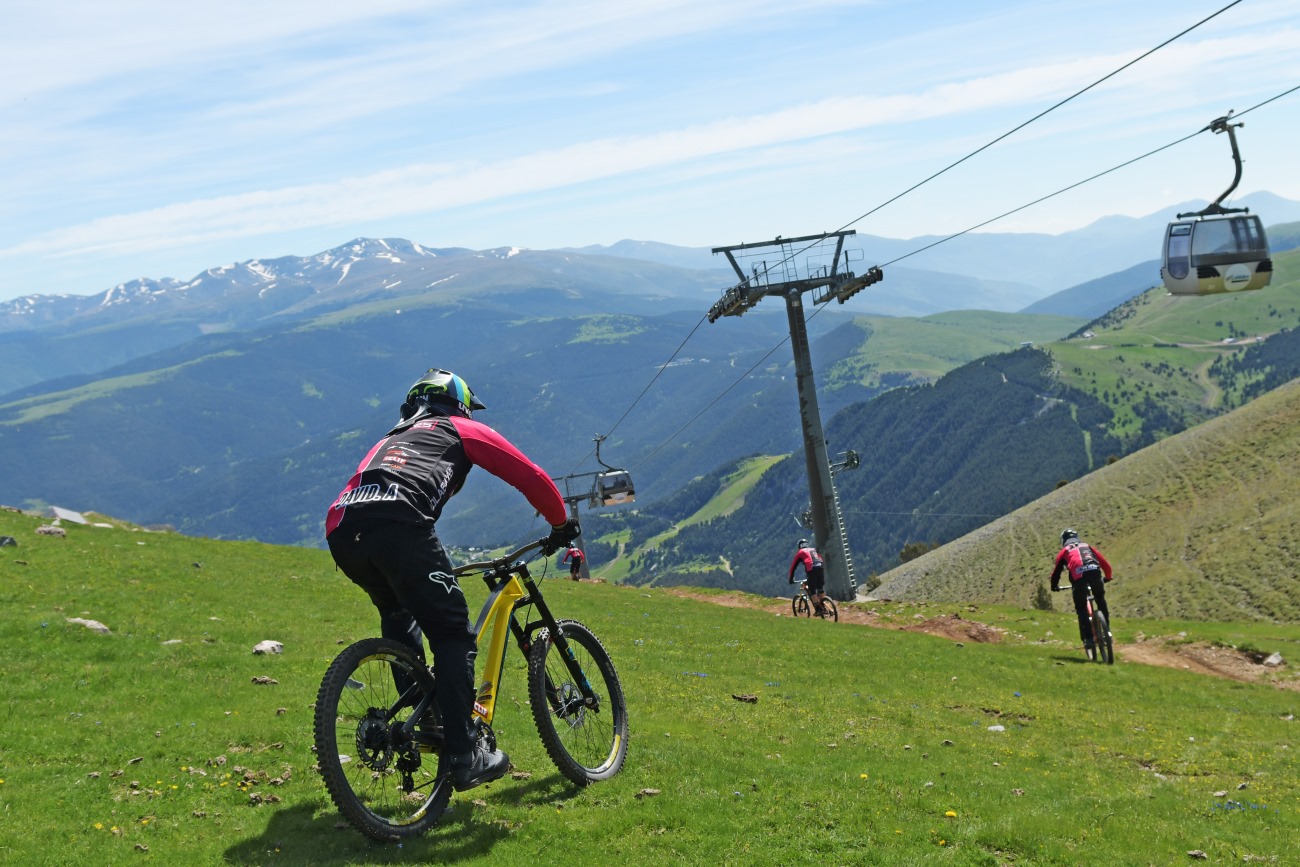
left=314, top=638, right=451, bottom=840
left=1093, top=610, right=1114, bottom=665
left=527, top=619, right=629, bottom=786
left=817, top=598, right=838, bottom=622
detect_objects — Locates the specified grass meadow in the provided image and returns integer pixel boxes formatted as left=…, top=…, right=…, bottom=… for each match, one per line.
left=1, top=510, right=1296, bottom=865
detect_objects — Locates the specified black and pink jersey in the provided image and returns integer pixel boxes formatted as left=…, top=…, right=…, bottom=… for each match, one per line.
left=1050, top=541, right=1113, bottom=585
left=326, top=413, right=566, bottom=536
left=789, top=546, right=824, bottom=580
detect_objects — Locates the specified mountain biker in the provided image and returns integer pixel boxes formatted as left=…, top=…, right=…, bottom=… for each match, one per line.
left=325, top=368, right=579, bottom=792
left=789, top=539, right=828, bottom=615
left=1049, top=528, right=1114, bottom=652
left=561, top=544, right=585, bottom=581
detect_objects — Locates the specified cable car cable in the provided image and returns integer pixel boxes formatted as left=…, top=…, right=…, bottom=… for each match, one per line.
left=557, top=310, right=710, bottom=478
left=623, top=81, right=1298, bottom=473
left=571, top=4, right=1246, bottom=477
left=705, top=0, right=1249, bottom=303
left=829, top=0, right=1245, bottom=240
left=879, top=80, right=1298, bottom=269
left=632, top=336, right=793, bottom=471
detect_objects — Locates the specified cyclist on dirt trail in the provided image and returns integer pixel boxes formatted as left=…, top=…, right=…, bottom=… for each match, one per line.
left=1049, top=528, right=1114, bottom=652
left=561, top=544, right=585, bottom=581
left=325, top=368, right=580, bottom=792
left=789, top=539, right=829, bottom=615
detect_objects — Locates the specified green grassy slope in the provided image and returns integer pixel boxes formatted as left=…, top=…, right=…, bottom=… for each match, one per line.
left=825, top=310, right=1083, bottom=392
left=874, top=375, right=1300, bottom=622
left=2, top=510, right=1297, bottom=865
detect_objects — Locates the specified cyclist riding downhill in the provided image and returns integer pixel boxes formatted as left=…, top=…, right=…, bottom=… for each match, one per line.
left=324, top=367, right=580, bottom=792
left=1049, top=528, right=1114, bottom=656
left=789, top=539, right=828, bottom=616
left=562, top=543, right=585, bottom=581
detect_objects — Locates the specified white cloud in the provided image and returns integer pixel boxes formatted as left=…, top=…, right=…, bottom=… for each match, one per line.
left=3, top=1, right=1299, bottom=298
left=6, top=22, right=1297, bottom=266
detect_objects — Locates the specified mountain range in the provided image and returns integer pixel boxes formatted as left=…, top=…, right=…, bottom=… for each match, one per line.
left=3, top=197, right=1299, bottom=617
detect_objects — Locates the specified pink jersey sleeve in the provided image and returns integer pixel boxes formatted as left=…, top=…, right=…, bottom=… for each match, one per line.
left=452, top=418, right=567, bottom=525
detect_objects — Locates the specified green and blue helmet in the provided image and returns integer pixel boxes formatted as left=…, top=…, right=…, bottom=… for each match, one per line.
left=403, top=368, right=486, bottom=419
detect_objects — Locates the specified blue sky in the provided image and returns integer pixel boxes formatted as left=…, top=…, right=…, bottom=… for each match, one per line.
left=3, top=0, right=1298, bottom=302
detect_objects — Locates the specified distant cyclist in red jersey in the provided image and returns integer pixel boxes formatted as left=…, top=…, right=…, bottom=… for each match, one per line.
left=325, top=368, right=579, bottom=792
left=1049, top=528, right=1114, bottom=652
left=789, top=539, right=828, bottom=615
left=561, top=544, right=585, bottom=581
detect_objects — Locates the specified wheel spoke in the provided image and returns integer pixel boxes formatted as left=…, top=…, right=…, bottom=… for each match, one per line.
left=314, top=639, right=451, bottom=840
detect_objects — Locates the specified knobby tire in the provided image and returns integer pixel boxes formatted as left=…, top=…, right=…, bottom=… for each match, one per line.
left=313, top=638, right=451, bottom=841
left=818, top=598, right=839, bottom=622
left=1093, top=609, right=1114, bottom=665
left=793, top=595, right=811, bottom=617
left=527, top=619, right=629, bottom=786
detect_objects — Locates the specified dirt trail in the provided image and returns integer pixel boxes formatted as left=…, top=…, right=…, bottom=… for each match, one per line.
left=663, top=588, right=1297, bottom=691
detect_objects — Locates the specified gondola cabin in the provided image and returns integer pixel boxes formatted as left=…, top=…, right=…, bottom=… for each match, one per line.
left=596, top=470, right=635, bottom=506
left=1161, top=214, right=1272, bottom=296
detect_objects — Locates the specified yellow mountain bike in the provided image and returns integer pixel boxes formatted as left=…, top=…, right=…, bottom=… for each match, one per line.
left=313, top=535, right=629, bottom=841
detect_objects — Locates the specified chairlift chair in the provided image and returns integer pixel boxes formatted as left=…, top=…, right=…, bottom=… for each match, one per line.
left=1160, top=113, right=1272, bottom=296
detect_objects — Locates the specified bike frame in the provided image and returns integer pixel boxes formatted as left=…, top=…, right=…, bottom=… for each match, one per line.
left=456, top=541, right=602, bottom=728
left=1083, top=586, right=1101, bottom=630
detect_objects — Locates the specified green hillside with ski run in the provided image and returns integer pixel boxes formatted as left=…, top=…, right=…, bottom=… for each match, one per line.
left=593, top=246, right=1300, bottom=602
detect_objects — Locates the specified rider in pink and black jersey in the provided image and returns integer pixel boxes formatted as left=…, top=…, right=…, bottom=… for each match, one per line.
left=326, top=368, right=578, bottom=791
left=1049, top=528, right=1114, bottom=651
left=789, top=539, right=828, bottom=613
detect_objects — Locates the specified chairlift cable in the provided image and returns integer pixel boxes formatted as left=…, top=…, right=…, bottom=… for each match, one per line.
left=881, top=81, right=1300, bottom=270
left=632, top=336, right=792, bottom=471
left=711, top=0, right=1248, bottom=298
left=590, top=3, right=1283, bottom=482
left=829, top=0, right=1245, bottom=239
left=576, top=3, right=1242, bottom=473
left=1233, top=82, right=1300, bottom=118
left=558, top=310, right=710, bottom=478
left=622, top=82, right=1298, bottom=474
left=879, top=131, right=1204, bottom=268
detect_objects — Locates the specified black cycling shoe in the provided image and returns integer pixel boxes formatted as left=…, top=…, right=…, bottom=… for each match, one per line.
left=448, top=747, right=510, bottom=791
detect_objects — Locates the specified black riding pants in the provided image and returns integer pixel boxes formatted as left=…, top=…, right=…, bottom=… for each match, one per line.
left=327, top=521, right=479, bottom=754
left=1070, top=570, right=1110, bottom=644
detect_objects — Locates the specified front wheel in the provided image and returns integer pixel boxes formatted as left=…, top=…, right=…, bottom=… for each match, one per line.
left=527, top=619, right=629, bottom=786
left=313, top=638, right=452, bottom=841
left=1093, top=610, right=1114, bottom=665
left=793, top=594, right=810, bottom=617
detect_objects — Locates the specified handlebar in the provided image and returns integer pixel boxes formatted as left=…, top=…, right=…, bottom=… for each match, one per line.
left=453, top=537, right=549, bottom=577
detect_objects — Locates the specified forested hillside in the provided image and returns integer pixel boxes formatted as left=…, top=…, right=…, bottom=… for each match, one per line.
left=601, top=247, right=1300, bottom=597
left=597, top=347, right=1121, bottom=593
left=0, top=282, right=1076, bottom=548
